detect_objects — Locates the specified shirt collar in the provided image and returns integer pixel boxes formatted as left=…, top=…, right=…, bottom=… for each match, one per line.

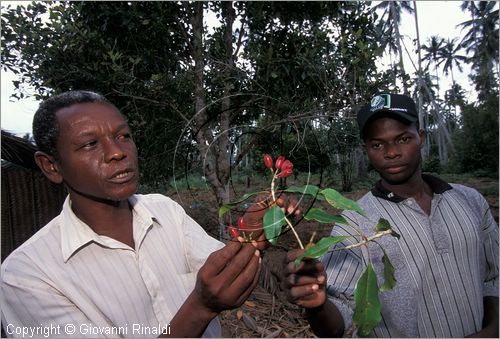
left=371, top=173, right=453, bottom=203
left=60, top=194, right=159, bottom=262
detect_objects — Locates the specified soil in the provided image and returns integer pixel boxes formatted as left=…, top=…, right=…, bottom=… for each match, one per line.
left=166, top=176, right=498, bottom=338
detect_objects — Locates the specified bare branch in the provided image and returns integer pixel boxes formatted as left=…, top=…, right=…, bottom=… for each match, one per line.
left=111, top=89, right=190, bottom=123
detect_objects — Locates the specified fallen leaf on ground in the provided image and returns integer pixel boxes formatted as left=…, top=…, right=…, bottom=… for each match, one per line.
left=244, top=300, right=256, bottom=308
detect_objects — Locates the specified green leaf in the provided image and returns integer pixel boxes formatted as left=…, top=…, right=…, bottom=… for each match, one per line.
left=374, top=218, right=391, bottom=232
left=303, top=208, right=348, bottom=225
left=218, top=191, right=265, bottom=217
left=285, top=185, right=325, bottom=200
left=263, top=206, right=286, bottom=245
left=353, top=263, right=381, bottom=337
left=320, top=188, right=367, bottom=217
left=374, top=218, right=401, bottom=239
left=380, top=253, right=397, bottom=292
left=294, top=235, right=349, bottom=267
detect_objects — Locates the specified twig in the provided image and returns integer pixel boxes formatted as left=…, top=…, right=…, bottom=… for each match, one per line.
left=270, top=171, right=304, bottom=249
left=335, top=229, right=394, bottom=251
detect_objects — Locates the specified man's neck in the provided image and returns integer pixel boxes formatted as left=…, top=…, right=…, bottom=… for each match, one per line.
left=380, top=172, right=433, bottom=201
left=68, top=192, right=135, bottom=247
left=380, top=172, right=434, bottom=215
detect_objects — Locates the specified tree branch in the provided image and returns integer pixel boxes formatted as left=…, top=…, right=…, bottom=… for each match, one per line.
left=111, top=89, right=190, bottom=123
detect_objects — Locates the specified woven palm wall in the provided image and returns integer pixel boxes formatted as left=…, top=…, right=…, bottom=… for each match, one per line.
left=1, top=131, right=67, bottom=262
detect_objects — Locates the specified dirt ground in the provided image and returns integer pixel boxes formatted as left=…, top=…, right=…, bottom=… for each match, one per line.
left=166, top=176, right=498, bottom=338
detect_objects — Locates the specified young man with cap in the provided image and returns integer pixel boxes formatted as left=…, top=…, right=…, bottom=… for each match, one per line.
left=281, top=93, right=499, bottom=337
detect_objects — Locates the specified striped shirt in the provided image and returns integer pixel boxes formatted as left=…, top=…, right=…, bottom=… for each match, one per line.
left=1, top=194, right=224, bottom=338
left=322, top=174, right=499, bottom=337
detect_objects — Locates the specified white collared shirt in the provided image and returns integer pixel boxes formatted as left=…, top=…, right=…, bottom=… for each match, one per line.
left=1, top=194, right=224, bottom=338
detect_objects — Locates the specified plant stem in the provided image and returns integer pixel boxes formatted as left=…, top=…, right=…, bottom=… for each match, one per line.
left=284, top=215, right=305, bottom=249
left=270, top=170, right=304, bottom=249
left=335, top=229, right=394, bottom=251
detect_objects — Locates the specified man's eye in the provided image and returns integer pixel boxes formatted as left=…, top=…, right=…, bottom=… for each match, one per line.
left=118, top=133, right=132, bottom=140
left=82, top=141, right=97, bottom=149
left=371, top=143, right=382, bottom=149
left=399, top=136, right=410, bottom=143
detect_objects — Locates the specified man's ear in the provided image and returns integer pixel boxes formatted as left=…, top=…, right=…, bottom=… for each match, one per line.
left=34, top=151, right=63, bottom=184
left=418, top=129, right=426, bottom=149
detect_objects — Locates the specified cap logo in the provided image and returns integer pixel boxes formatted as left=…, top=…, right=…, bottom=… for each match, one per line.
left=370, top=94, right=390, bottom=111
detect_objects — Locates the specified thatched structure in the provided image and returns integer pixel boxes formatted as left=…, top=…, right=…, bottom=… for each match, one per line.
left=1, top=130, right=67, bottom=261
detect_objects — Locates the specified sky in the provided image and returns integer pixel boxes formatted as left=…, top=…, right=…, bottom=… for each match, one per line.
left=0, top=1, right=476, bottom=137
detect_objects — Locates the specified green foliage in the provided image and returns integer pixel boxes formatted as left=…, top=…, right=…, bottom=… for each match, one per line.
left=263, top=205, right=286, bottom=245
left=353, top=264, right=382, bottom=337
left=218, top=191, right=265, bottom=217
left=454, top=93, right=499, bottom=174
left=422, top=154, right=442, bottom=173
left=1, top=2, right=193, bottom=185
left=380, top=253, right=397, bottom=292
left=2, top=1, right=396, bottom=198
left=285, top=185, right=324, bottom=200
left=304, top=208, right=348, bottom=225
left=458, top=1, right=499, bottom=101
left=294, top=236, right=350, bottom=267
left=321, top=188, right=367, bottom=217
left=220, top=180, right=399, bottom=335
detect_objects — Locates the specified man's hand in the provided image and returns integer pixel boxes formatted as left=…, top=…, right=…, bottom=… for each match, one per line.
left=240, top=193, right=302, bottom=250
left=193, top=239, right=262, bottom=316
left=164, top=241, right=261, bottom=337
left=282, top=249, right=327, bottom=308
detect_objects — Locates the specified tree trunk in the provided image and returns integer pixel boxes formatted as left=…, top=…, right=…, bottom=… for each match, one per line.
left=189, top=2, right=239, bottom=211
left=420, top=81, right=454, bottom=165
left=413, top=1, right=427, bottom=160
left=216, top=1, right=236, bottom=203
left=391, top=2, right=409, bottom=95
left=190, top=3, right=227, bottom=208
left=356, top=146, right=367, bottom=179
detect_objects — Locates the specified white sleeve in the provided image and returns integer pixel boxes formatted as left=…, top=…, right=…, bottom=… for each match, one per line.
left=180, top=210, right=224, bottom=274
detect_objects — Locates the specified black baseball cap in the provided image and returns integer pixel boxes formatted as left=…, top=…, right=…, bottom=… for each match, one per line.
left=357, top=93, right=418, bottom=137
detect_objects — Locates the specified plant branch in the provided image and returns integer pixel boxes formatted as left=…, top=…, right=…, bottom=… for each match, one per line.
left=334, top=229, right=394, bottom=252
left=270, top=170, right=304, bottom=249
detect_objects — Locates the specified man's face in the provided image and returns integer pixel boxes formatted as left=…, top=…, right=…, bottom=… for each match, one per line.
left=54, top=102, right=139, bottom=202
left=363, top=117, right=425, bottom=185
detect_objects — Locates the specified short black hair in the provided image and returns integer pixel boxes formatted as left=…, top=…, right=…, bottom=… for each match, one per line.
left=32, top=90, right=113, bottom=157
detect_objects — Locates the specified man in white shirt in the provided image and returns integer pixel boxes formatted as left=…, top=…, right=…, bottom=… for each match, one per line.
left=1, top=90, right=263, bottom=337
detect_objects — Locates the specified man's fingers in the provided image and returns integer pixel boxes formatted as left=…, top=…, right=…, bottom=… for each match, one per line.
left=285, top=249, right=305, bottom=264
left=218, top=244, right=259, bottom=285
left=216, top=251, right=261, bottom=308
left=288, top=284, right=321, bottom=301
left=285, top=273, right=323, bottom=288
left=275, top=193, right=301, bottom=216
left=203, top=241, right=242, bottom=276
left=232, top=255, right=262, bottom=306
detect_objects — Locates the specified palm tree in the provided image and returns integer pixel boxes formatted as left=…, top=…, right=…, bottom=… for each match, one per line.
left=412, top=1, right=426, bottom=158
left=437, top=38, right=467, bottom=119
left=414, top=69, right=454, bottom=164
left=458, top=1, right=499, bottom=100
left=437, top=38, right=467, bottom=86
left=372, top=1, right=414, bottom=94
left=421, top=35, right=445, bottom=95
left=444, top=83, right=466, bottom=125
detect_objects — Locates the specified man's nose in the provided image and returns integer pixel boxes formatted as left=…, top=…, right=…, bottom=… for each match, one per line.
left=384, top=143, right=401, bottom=159
left=103, top=139, right=126, bottom=162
